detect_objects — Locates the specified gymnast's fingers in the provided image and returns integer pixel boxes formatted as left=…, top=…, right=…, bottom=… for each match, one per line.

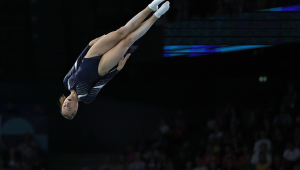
left=125, top=53, right=131, bottom=60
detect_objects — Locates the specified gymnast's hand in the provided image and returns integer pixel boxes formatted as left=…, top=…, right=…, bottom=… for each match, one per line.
left=89, top=35, right=105, bottom=46
left=117, top=53, right=130, bottom=71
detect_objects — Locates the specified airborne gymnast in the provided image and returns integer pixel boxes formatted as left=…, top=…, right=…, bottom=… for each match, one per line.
left=58, top=0, right=170, bottom=119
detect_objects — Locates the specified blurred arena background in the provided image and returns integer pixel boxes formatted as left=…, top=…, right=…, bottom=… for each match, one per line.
left=0, top=0, right=300, bottom=169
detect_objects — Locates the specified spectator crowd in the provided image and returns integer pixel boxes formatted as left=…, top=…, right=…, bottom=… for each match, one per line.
left=0, top=133, right=46, bottom=170
left=80, top=82, right=299, bottom=170
left=0, top=103, right=46, bottom=170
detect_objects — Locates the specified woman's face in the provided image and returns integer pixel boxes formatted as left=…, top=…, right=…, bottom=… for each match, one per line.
left=61, top=94, right=78, bottom=118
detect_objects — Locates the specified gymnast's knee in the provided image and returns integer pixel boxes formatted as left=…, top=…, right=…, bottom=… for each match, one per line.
left=116, top=27, right=128, bottom=36
left=123, top=36, right=135, bottom=47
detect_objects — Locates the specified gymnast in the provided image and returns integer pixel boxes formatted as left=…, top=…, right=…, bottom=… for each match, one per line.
left=58, top=0, right=170, bottom=120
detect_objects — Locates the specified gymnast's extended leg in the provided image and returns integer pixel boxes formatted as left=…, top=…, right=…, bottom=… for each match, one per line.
left=97, top=1, right=170, bottom=76
left=85, top=0, right=165, bottom=58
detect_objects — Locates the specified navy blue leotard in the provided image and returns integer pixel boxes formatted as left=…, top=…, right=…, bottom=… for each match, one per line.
left=63, top=45, right=119, bottom=104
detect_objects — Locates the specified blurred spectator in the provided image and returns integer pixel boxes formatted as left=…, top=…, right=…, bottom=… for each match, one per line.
left=207, top=160, right=221, bottom=170
left=21, top=146, right=38, bottom=169
left=120, top=78, right=300, bottom=170
left=157, top=153, right=168, bottom=170
left=209, top=125, right=223, bottom=143
left=166, top=160, right=175, bottom=170
left=35, top=156, right=46, bottom=170
left=271, top=154, right=285, bottom=170
left=253, top=130, right=271, bottom=153
left=211, top=143, right=222, bottom=157
left=202, top=145, right=220, bottom=166
left=272, top=128, right=285, bottom=153
left=222, top=104, right=239, bottom=126
left=9, top=161, right=24, bottom=170
left=174, top=151, right=188, bottom=170
left=224, top=124, right=242, bottom=147
left=115, top=154, right=126, bottom=170
left=251, top=143, right=272, bottom=164
left=186, top=160, right=193, bottom=170
left=8, top=148, right=21, bottom=169
left=239, top=149, right=255, bottom=170
left=125, top=145, right=136, bottom=163
left=243, top=111, right=258, bottom=145
left=255, top=152, right=271, bottom=170
left=215, top=113, right=225, bottom=128
left=222, top=145, right=237, bottom=168
left=129, top=152, right=145, bottom=170
left=170, top=109, right=188, bottom=138
left=221, top=104, right=238, bottom=125
left=207, top=115, right=216, bottom=130
left=283, top=142, right=300, bottom=169
left=238, top=145, right=252, bottom=167
left=151, top=118, right=170, bottom=149
left=159, top=118, right=170, bottom=135
left=193, top=156, right=208, bottom=170
left=222, top=158, right=238, bottom=170
left=99, top=155, right=114, bottom=170
left=273, top=105, right=292, bottom=128
left=134, top=130, right=147, bottom=152
left=17, top=133, right=37, bottom=157
left=282, top=82, right=297, bottom=111
left=144, top=149, right=158, bottom=170
left=181, top=141, right=193, bottom=159
left=195, top=139, right=206, bottom=157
